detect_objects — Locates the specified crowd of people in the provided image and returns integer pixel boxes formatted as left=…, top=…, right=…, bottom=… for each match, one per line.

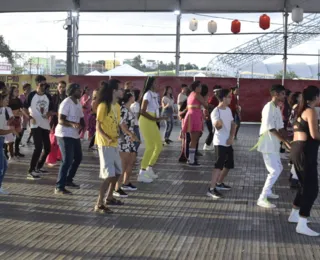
left=0, top=75, right=319, bottom=237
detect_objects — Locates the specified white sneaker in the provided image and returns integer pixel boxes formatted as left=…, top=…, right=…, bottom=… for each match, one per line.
left=146, top=167, right=158, bottom=179
left=267, top=193, right=279, bottom=199
left=203, top=144, right=214, bottom=151
left=0, top=188, right=9, bottom=195
left=288, top=209, right=311, bottom=224
left=8, top=157, right=17, bottom=163
left=296, top=217, right=319, bottom=236
left=137, top=172, right=153, bottom=183
left=257, top=198, right=276, bottom=209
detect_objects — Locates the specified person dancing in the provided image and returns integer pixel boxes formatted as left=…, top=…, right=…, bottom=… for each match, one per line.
left=288, top=85, right=320, bottom=236
left=80, top=86, right=91, bottom=140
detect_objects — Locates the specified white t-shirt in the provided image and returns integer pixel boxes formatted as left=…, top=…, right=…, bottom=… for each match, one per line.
left=55, top=97, right=84, bottom=139
left=257, top=101, right=284, bottom=154
left=211, top=107, right=234, bottom=146
left=162, top=96, right=174, bottom=108
left=28, top=92, right=51, bottom=130
left=143, top=90, right=160, bottom=117
left=130, top=102, right=140, bottom=126
left=177, top=93, right=187, bottom=110
left=0, top=107, right=12, bottom=135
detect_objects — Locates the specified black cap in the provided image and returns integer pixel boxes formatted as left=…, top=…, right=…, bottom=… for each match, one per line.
left=67, top=83, right=81, bottom=96
left=270, top=84, right=285, bottom=93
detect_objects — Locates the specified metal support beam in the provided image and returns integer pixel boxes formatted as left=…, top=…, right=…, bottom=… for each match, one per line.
left=282, top=2, right=289, bottom=85
left=175, top=13, right=181, bottom=76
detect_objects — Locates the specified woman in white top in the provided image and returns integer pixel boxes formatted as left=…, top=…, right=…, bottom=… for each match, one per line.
left=130, top=89, right=141, bottom=151
left=137, top=77, right=166, bottom=183
left=162, top=86, right=175, bottom=144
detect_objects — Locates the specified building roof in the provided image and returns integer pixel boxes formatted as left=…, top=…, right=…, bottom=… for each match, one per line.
left=2, top=0, right=320, bottom=13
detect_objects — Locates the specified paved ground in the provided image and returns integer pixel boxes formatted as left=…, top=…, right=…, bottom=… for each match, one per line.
left=0, top=125, right=320, bottom=260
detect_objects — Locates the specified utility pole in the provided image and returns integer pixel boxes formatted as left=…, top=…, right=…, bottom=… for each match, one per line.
left=282, top=2, right=289, bottom=85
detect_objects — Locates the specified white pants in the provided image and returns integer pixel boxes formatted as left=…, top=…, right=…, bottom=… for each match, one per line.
left=291, top=165, right=298, bottom=180
left=259, top=153, right=283, bottom=200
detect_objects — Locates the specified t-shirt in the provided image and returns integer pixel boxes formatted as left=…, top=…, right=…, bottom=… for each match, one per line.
left=143, top=91, right=160, bottom=117
left=0, top=107, right=12, bottom=134
left=95, top=102, right=120, bottom=147
left=162, top=96, right=174, bottom=108
left=211, top=107, right=234, bottom=146
left=130, top=102, right=140, bottom=126
left=55, top=97, right=84, bottom=139
left=177, top=93, right=187, bottom=111
left=257, top=101, right=284, bottom=154
left=25, top=91, right=53, bottom=130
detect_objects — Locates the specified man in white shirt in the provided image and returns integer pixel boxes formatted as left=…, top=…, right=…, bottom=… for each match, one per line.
left=207, top=89, right=237, bottom=199
left=25, top=75, right=54, bottom=180
left=255, top=84, right=291, bottom=209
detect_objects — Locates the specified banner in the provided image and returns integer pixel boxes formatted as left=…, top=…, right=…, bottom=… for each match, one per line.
left=0, top=75, right=69, bottom=94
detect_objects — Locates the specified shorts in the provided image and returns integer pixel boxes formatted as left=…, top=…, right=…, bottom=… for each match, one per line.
left=98, top=146, right=122, bottom=179
left=119, top=140, right=137, bottom=153
left=214, top=145, right=234, bottom=170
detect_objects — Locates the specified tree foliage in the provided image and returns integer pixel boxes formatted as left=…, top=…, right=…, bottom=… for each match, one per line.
left=274, top=70, right=299, bottom=79
left=0, top=35, right=14, bottom=64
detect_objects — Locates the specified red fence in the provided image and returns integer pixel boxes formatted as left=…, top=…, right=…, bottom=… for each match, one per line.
left=69, top=76, right=320, bottom=122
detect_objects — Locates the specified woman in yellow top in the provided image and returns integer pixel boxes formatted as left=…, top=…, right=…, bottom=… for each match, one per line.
left=94, top=79, right=124, bottom=214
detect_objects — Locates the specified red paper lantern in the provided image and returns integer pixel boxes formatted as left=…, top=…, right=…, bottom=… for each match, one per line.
left=259, top=14, right=270, bottom=30
left=231, top=20, right=241, bottom=34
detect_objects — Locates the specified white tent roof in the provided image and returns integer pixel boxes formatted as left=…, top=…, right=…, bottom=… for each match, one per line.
left=86, top=70, right=102, bottom=76
left=194, top=72, right=207, bottom=77
left=2, top=0, right=320, bottom=13
left=103, top=64, right=146, bottom=76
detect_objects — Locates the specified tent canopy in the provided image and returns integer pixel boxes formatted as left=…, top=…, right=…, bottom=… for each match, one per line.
left=2, top=0, right=320, bottom=13
left=194, top=72, right=207, bottom=77
left=103, top=64, right=146, bottom=76
left=86, top=70, right=102, bottom=76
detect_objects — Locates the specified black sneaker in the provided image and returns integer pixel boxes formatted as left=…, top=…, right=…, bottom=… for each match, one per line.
left=36, top=168, right=48, bottom=174
left=164, top=140, right=170, bottom=145
left=290, top=179, right=300, bottom=190
left=121, top=183, right=137, bottom=191
left=27, top=172, right=41, bottom=180
left=54, top=188, right=72, bottom=195
left=15, top=152, right=25, bottom=158
left=106, top=198, right=124, bottom=205
left=206, top=188, right=223, bottom=199
left=215, top=183, right=232, bottom=191
left=66, top=182, right=80, bottom=189
left=167, top=139, right=173, bottom=143
left=94, top=204, right=113, bottom=214
left=196, top=152, right=203, bottom=156
left=178, top=157, right=188, bottom=163
left=113, top=189, right=128, bottom=198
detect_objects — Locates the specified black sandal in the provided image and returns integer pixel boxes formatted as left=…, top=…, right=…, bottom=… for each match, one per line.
left=106, top=198, right=124, bottom=206
left=94, top=204, right=113, bottom=214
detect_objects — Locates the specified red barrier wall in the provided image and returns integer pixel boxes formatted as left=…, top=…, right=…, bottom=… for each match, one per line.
left=69, top=76, right=320, bottom=122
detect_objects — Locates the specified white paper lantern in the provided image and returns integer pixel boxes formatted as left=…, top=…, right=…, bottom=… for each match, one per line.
left=292, top=6, right=304, bottom=23
left=189, top=18, right=198, bottom=31
left=208, top=20, right=217, bottom=34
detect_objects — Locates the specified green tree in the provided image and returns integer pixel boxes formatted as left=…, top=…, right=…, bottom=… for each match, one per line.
left=274, top=70, right=299, bottom=79
left=132, top=55, right=143, bottom=70
left=0, top=36, right=14, bottom=64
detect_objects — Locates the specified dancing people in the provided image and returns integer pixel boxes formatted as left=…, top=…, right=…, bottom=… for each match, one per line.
left=255, top=84, right=291, bottom=208
left=162, top=86, right=175, bottom=144
left=130, top=89, right=141, bottom=151
left=54, top=83, right=84, bottom=194
left=288, top=86, right=320, bottom=236
left=80, top=86, right=91, bottom=140
left=230, top=87, right=241, bottom=140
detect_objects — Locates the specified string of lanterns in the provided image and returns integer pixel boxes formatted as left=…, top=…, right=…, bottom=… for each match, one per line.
left=189, top=6, right=304, bottom=34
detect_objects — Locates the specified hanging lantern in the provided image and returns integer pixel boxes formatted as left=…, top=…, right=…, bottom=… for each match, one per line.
left=231, top=20, right=241, bottom=34
left=292, top=6, right=304, bottom=23
left=259, top=14, right=270, bottom=30
left=189, top=18, right=198, bottom=31
left=208, top=20, right=217, bottom=34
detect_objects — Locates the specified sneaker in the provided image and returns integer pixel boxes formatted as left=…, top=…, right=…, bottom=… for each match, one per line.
left=164, top=140, right=170, bottom=145
left=27, top=172, right=41, bottom=180
left=106, top=198, right=124, bottom=205
left=203, top=144, right=214, bottom=151
left=94, top=204, right=113, bottom=214
left=121, top=183, right=137, bottom=191
left=54, top=188, right=72, bottom=195
left=267, top=193, right=279, bottom=199
left=188, top=161, right=201, bottom=167
left=196, top=151, right=203, bottom=156
left=113, top=189, right=129, bottom=198
left=137, top=172, right=153, bottom=183
left=215, top=183, right=231, bottom=191
left=8, top=157, right=17, bottom=163
left=66, top=182, right=80, bottom=189
left=257, top=198, right=276, bottom=209
left=36, top=168, right=48, bottom=174
left=178, top=157, right=188, bottom=163
left=206, top=188, right=223, bottom=199
left=167, top=139, right=173, bottom=143
left=146, top=168, right=158, bottom=179
left=15, top=152, right=25, bottom=158
left=47, top=163, right=57, bottom=167
left=0, top=188, right=9, bottom=195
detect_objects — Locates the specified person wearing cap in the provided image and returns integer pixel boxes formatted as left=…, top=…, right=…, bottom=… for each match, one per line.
left=254, top=84, right=291, bottom=208
left=54, top=83, right=85, bottom=194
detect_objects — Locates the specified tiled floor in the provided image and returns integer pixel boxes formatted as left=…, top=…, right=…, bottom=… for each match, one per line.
left=0, top=125, right=319, bottom=260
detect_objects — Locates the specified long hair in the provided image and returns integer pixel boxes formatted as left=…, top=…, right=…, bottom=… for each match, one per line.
left=119, top=90, right=133, bottom=106
left=9, top=86, right=17, bottom=99
left=97, top=81, right=119, bottom=114
left=288, top=91, right=301, bottom=108
left=163, top=86, right=173, bottom=99
left=201, top=84, right=208, bottom=97
left=140, top=77, right=156, bottom=103
left=190, top=81, right=201, bottom=92
left=81, top=86, right=89, bottom=96
left=297, top=86, right=320, bottom=118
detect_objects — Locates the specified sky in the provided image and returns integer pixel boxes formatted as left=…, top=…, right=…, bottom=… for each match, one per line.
left=0, top=12, right=320, bottom=68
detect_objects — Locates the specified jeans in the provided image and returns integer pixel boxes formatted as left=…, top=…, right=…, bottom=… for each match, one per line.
left=56, top=137, right=82, bottom=189
left=133, top=125, right=141, bottom=151
left=205, top=119, right=214, bottom=146
left=0, top=137, right=8, bottom=188
left=29, top=127, right=51, bottom=173
left=163, top=107, right=174, bottom=140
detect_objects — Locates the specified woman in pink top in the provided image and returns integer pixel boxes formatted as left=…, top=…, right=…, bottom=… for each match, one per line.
left=182, top=81, right=208, bottom=166
left=80, top=86, right=92, bottom=139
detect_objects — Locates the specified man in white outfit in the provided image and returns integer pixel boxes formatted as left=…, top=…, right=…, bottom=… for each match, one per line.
left=256, top=84, right=291, bottom=208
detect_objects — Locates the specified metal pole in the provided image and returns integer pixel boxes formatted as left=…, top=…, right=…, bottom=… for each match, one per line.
left=66, top=12, right=72, bottom=75
left=175, top=13, right=181, bottom=76
left=318, top=49, right=320, bottom=80
left=282, top=5, right=289, bottom=85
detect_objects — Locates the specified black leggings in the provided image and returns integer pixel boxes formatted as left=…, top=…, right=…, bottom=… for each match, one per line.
left=15, top=129, right=25, bottom=154
left=205, top=119, right=214, bottom=146
left=291, top=141, right=319, bottom=217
